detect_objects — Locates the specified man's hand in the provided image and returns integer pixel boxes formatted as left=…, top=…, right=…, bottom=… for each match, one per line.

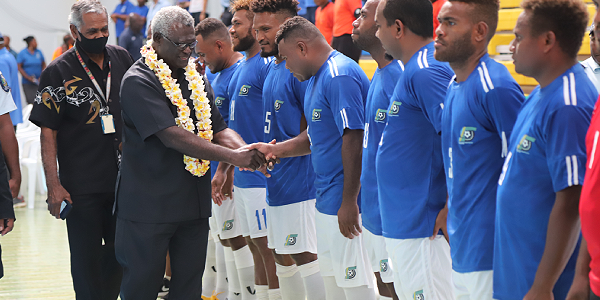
left=231, top=148, right=266, bottom=171
left=195, top=57, right=206, bottom=76
left=246, top=140, right=277, bottom=161
left=523, top=285, right=554, bottom=300
left=211, top=170, right=227, bottom=206
left=338, top=201, right=361, bottom=239
left=431, top=204, right=448, bottom=242
left=0, top=218, right=14, bottom=236
left=9, top=177, right=21, bottom=199
left=47, top=184, right=72, bottom=219
left=565, top=275, right=590, bottom=300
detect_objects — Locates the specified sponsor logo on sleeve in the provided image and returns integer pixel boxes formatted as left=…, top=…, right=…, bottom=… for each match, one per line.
left=312, top=109, right=322, bottom=121
left=458, top=127, right=477, bottom=144
left=389, top=101, right=402, bottom=116
left=517, top=134, right=536, bottom=153
left=239, top=84, right=251, bottom=96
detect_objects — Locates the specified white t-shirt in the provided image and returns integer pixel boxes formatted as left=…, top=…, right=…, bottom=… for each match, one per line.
left=189, top=0, right=205, bottom=13
left=0, top=71, right=17, bottom=116
left=581, top=56, right=600, bottom=95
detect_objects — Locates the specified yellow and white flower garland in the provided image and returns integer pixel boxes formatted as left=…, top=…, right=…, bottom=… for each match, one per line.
left=141, top=41, right=213, bottom=177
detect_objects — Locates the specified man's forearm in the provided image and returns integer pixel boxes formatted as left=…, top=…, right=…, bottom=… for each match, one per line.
left=531, top=185, right=582, bottom=290
left=272, top=129, right=311, bottom=158
left=341, top=129, right=363, bottom=204
left=213, top=128, right=247, bottom=149
left=157, top=126, right=242, bottom=165
left=40, top=127, right=60, bottom=187
left=0, top=115, right=20, bottom=182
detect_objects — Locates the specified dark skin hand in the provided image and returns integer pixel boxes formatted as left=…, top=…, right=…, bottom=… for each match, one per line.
left=41, top=127, right=72, bottom=219
left=566, top=237, right=590, bottom=300
left=524, top=185, right=582, bottom=300
left=0, top=113, right=21, bottom=198
left=431, top=200, right=449, bottom=243
left=0, top=218, right=14, bottom=236
left=337, top=129, right=363, bottom=239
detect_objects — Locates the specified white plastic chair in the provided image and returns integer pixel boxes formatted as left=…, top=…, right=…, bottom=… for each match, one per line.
left=16, top=128, right=44, bottom=209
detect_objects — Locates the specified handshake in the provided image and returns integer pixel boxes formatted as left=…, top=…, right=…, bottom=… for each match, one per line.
left=230, top=140, right=280, bottom=176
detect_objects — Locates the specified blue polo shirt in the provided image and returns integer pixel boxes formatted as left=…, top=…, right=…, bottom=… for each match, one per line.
left=376, top=42, right=454, bottom=239
left=494, top=64, right=596, bottom=300
left=263, top=60, right=316, bottom=206
left=17, top=48, right=44, bottom=85
left=304, top=51, right=369, bottom=215
left=227, top=52, right=272, bottom=188
left=113, top=1, right=135, bottom=38
left=360, top=60, right=403, bottom=235
left=131, top=4, right=150, bottom=37
left=0, top=48, right=22, bottom=125
left=442, top=54, right=524, bottom=273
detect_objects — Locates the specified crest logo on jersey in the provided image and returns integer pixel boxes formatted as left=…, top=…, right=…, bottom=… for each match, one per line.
left=239, top=85, right=251, bottom=96
left=215, top=97, right=225, bottom=107
left=375, top=109, right=387, bottom=123
left=413, top=290, right=424, bottom=300
left=345, top=266, right=357, bottom=279
left=312, top=109, right=322, bottom=121
left=517, top=135, right=536, bottom=153
left=379, top=259, right=389, bottom=273
left=0, top=73, right=10, bottom=93
left=459, top=127, right=477, bottom=144
left=275, top=100, right=284, bottom=111
left=284, top=234, right=297, bottom=246
left=389, top=101, right=402, bottom=116
left=223, top=219, right=234, bottom=231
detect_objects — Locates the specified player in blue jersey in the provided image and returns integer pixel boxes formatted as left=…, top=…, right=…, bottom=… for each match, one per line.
left=195, top=18, right=249, bottom=300
left=351, top=0, right=402, bottom=299
left=494, top=1, right=595, bottom=299
left=250, top=0, right=326, bottom=299
left=249, top=16, right=376, bottom=300
left=433, top=0, right=524, bottom=298
left=374, top=0, right=455, bottom=298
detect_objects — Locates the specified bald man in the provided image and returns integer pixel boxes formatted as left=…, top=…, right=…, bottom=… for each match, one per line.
left=118, top=13, right=145, bottom=61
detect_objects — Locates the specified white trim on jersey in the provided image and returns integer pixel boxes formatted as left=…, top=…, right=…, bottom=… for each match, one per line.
left=340, top=108, right=349, bottom=129
left=331, top=58, right=340, bottom=76
left=501, top=131, right=508, bottom=158
left=398, top=60, right=405, bottom=71
left=478, top=67, right=490, bottom=93
left=327, top=60, right=335, bottom=78
left=481, top=62, right=494, bottom=90
left=590, top=131, right=599, bottom=169
left=563, top=73, right=578, bottom=106
left=566, top=155, right=579, bottom=186
left=422, top=49, right=429, bottom=68
left=417, top=51, right=424, bottom=69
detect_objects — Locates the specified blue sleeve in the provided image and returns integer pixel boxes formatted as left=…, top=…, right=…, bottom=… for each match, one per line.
left=260, top=58, right=272, bottom=84
left=411, top=67, right=450, bottom=134
left=546, top=105, right=591, bottom=192
left=112, top=4, right=120, bottom=14
left=293, top=77, right=308, bottom=107
left=16, top=52, right=24, bottom=64
left=39, top=50, right=45, bottom=63
left=483, top=83, right=524, bottom=150
left=327, top=75, right=365, bottom=136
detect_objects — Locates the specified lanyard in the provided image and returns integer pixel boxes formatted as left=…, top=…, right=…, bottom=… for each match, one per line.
left=75, top=46, right=111, bottom=108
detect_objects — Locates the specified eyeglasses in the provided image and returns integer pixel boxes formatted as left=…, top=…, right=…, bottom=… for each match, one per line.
left=162, top=34, right=197, bottom=51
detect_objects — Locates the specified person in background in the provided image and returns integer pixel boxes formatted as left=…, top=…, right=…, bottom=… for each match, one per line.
left=3, top=36, right=17, bottom=59
left=119, top=13, right=146, bottom=61
left=146, top=0, right=173, bottom=37
left=332, top=0, right=363, bottom=62
left=299, top=0, right=317, bottom=23
left=131, top=0, right=150, bottom=37
left=17, top=36, right=45, bottom=105
left=181, top=0, right=210, bottom=25
left=582, top=24, right=600, bottom=93
left=431, top=0, right=447, bottom=39
left=111, top=0, right=136, bottom=44
left=52, top=34, right=75, bottom=61
left=0, top=32, right=23, bottom=131
left=220, top=0, right=233, bottom=26
left=315, top=0, right=334, bottom=45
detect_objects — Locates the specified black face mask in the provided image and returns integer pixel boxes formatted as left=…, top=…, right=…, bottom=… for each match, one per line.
left=77, top=31, right=107, bottom=54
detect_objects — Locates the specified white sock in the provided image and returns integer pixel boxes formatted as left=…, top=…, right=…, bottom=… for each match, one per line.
left=202, top=238, right=217, bottom=297
left=275, top=263, right=305, bottom=300
left=233, top=245, right=257, bottom=300
left=322, top=276, right=345, bottom=300
left=256, top=284, right=269, bottom=300
left=224, top=246, right=242, bottom=300
left=379, top=296, right=393, bottom=300
left=214, top=240, right=229, bottom=298
left=298, top=260, right=327, bottom=300
left=343, top=285, right=377, bottom=300
left=268, top=288, right=282, bottom=300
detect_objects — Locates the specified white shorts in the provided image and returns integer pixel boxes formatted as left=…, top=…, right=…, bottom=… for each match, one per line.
left=266, top=199, right=318, bottom=255
left=385, top=236, right=453, bottom=300
left=208, top=216, right=218, bottom=241
left=316, top=211, right=374, bottom=288
left=452, top=270, right=493, bottom=300
left=363, top=228, right=394, bottom=284
left=233, top=186, right=268, bottom=239
left=212, top=196, right=243, bottom=240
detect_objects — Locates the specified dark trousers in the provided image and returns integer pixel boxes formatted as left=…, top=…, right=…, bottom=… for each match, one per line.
left=115, top=217, right=209, bottom=300
left=592, top=289, right=600, bottom=300
left=332, top=34, right=362, bottom=63
left=66, top=193, right=122, bottom=300
left=21, top=83, right=38, bottom=104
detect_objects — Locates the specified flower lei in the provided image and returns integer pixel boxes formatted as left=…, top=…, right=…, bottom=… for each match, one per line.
left=140, top=40, right=213, bottom=177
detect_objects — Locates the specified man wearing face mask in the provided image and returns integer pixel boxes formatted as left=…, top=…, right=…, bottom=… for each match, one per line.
left=29, top=1, right=133, bottom=299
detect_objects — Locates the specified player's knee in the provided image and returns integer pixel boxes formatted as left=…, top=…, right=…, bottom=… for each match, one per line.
left=290, top=252, right=317, bottom=266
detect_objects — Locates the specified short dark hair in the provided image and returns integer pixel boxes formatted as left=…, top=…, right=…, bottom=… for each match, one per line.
left=448, top=0, right=499, bottom=41
left=195, top=17, right=230, bottom=41
left=275, top=16, right=323, bottom=44
left=521, top=0, right=589, bottom=58
left=250, top=0, right=299, bottom=17
left=382, top=0, right=433, bottom=38
left=230, top=0, right=255, bottom=21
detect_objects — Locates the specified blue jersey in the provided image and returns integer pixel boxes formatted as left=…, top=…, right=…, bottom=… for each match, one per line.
left=360, top=60, right=404, bottom=235
left=263, top=61, right=316, bottom=206
left=113, top=1, right=135, bottom=37
left=376, top=42, right=454, bottom=239
left=305, top=51, right=369, bottom=215
left=494, top=64, right=596, bottom=300
left=442, top=54, right=524, bottom=273
left=209, top=60, right=241, bottom=178
left=228, top=52, right=272, bottom=188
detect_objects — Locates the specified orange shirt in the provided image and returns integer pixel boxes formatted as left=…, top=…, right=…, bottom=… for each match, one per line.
left=51, top=45, right=73, bottom=61
left=432, top=0, right=447, bottom=39
left=316, top=2, right=335, bottom=45
left=332, top=0, right=362, bottom=37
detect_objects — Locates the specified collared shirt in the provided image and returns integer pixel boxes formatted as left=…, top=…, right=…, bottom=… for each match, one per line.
left=131, top=4, right=150, bottom=37
left=0, top=48, right=22, bottom=125
left=117, top=59, right=227, bottom=223
left=17, top=48, right=45, bottom=84
left=113, top=1, right=135, bottom=38
left=582, top=57, right=600, bottom=94
left=146, top=0, right=172, bottom=36
left=118, top=28, right=145, bottom=62
left=29, top=43, right=134, bottom=196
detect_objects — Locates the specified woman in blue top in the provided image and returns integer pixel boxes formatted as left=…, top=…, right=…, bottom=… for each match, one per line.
left=17, top=36, right=46, bottom=104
